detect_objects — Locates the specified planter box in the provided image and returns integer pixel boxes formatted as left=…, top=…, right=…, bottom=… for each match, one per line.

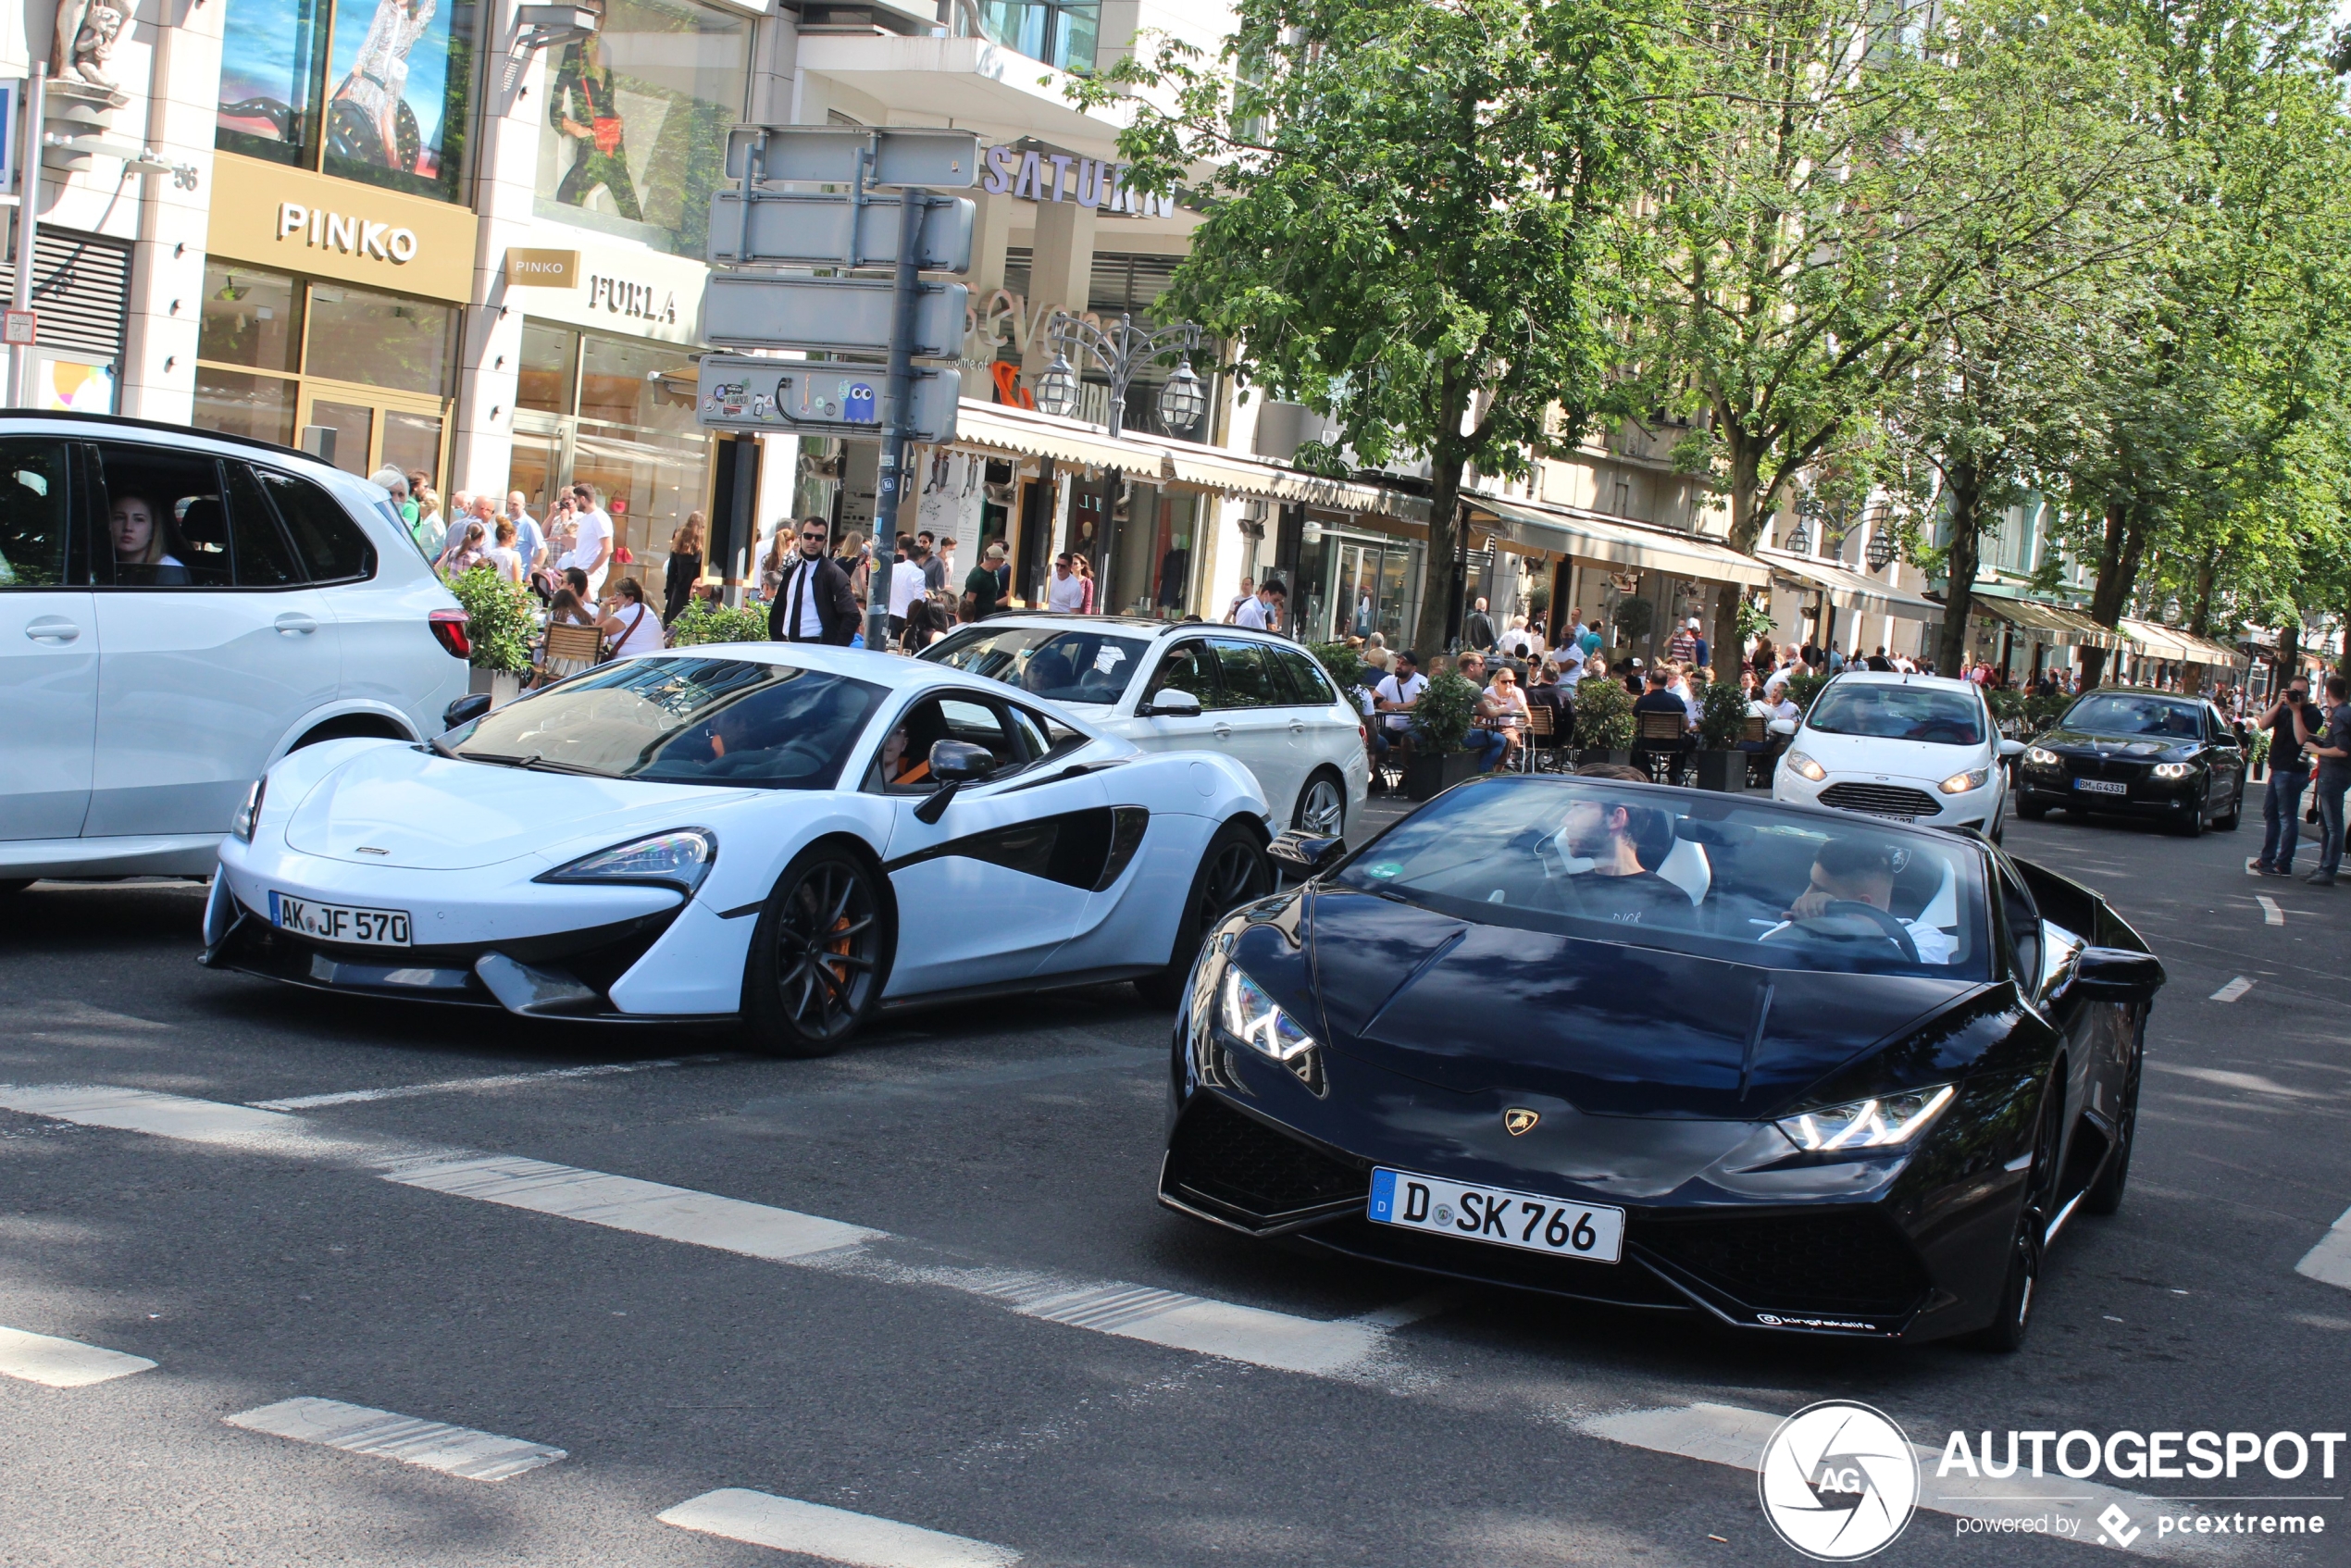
left=468, top=668, right=523, bottom=709
left=1691, top=749, right=1748, bottom=793
left=1403, top=749, right=1486, bottom=802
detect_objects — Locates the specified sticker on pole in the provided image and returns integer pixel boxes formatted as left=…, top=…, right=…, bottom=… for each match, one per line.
left=1756, top=1400, right=1919, bottom=1561
left=3, top=310, right=36, bottom=347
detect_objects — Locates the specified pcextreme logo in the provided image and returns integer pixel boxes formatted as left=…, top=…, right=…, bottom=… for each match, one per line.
left=1758, top=1400, right=1920, bottom=1561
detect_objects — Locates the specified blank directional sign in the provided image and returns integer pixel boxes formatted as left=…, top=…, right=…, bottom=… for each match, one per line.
left=708, top=193, right=974, bottom=271
left=703, top=275, right=968, bottom=358
left=697, top=355, right=960, bottom=443
left=723, top=126, right=980, bottom=190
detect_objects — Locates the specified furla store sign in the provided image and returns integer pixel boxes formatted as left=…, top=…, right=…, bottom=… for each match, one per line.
left=504, top=241, right=707, bottom=347
left=982, top=144, right=1178, bottom=218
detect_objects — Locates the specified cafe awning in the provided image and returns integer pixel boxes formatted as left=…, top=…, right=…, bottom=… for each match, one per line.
left=949, top=400, right=1162, bottom=474
left=1468, top=493, right=1769, bottom=588
left=1756, top=547, right=1940, bottom=621
left=1144, top=436, right=1427, bottom=521
left=2119, top=617, right=2194, bottom=660
left=1971, top=589, right=2125, bottom=650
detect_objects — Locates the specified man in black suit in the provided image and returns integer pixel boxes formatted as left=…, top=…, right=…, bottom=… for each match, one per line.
left=767, top=517, right=863, bottom=645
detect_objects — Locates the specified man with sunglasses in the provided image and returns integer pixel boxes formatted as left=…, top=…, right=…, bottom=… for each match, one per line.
left=766, top=516, right=862, bottom=646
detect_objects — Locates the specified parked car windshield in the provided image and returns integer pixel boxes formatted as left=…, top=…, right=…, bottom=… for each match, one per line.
left=1805, top=683, right=1984, bottom=745
left=449, top=656, right=886, bottom=790
left=2063, top=692, right=2205, bottom=740
left=921, top=626, right=1149, bottom=706
left=1335, top=775, right=1987, bottom=978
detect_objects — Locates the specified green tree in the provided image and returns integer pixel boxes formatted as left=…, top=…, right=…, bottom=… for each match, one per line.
left=1071, top=0, right=1681, bottom=659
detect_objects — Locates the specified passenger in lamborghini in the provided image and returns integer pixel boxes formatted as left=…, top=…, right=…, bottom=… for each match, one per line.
left=1543, top=764, right=1691, bottom=926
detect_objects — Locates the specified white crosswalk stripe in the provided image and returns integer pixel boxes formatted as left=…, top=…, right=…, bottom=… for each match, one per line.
left=224, top=1397, right=566, bottom=1482
left=2296, top=1205, right=2351, bottom=1291
left=658, top=1488, right=1020, bottom=1567
left=0, top=1083, right=1400, bottom=1380
left=0, top=1325, right=155, bottom=1388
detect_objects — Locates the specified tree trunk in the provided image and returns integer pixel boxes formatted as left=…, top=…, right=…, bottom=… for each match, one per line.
left=1934, top=463, right=1982, bottom=678
left=1724, top=430, right=1768, bottom=554
left=1412, top=377, right=1474, bottom=661
left=2082, top=499, right=2149, bottom=691
left=2188, top=548, right=2220, bottom=640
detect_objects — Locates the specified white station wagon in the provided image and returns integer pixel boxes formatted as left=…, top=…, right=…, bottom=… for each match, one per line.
left=921, top=614, right=1371, bottom=838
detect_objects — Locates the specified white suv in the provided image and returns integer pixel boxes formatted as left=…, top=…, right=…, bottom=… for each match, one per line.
left=921, top=615, right=1370, bottom=837
left=0, top=414, right=470, bottom=889
left=1772, top=671, right=2023, bottom=840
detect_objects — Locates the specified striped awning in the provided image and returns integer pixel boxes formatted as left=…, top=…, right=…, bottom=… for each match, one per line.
left=1757, top=547, right=1940, bottom=621
left=1468, top=493, right=1770, bottom=588
left=1972, top=590, right=2124, bottom=650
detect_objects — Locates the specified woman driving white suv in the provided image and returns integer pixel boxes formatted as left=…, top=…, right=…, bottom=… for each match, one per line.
left=1772, top=672, right=2023, bottom=840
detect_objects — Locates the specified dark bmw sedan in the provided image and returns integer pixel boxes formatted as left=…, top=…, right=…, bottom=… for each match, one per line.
left=1160, top=774, right=2165, bottom=1348
left=2014, top=688, right=2246, bottom=835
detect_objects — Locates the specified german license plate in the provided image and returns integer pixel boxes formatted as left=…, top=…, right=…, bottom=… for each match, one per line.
left=2073, top=778, right=2127, bottom=795
left=1368, top=1168, right=1623, bottom=1264
left=269, top=890, right=411, bottom=947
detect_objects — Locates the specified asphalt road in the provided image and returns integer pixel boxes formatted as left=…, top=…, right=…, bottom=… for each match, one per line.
left=3, top=797, right=2347, bottom=1568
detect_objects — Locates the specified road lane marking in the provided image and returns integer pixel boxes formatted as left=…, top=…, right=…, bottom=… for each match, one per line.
left=1579, top=1403, right=2223, bottom=1558
left=658, top=1488, right=1019, bottom=1567
left=252, top=1056, right=724, bottom=1111
left=0, top=1325, right=155, bottom=1388
left=387, top=1153, right=881, bottom=1262
left=2297, top=1206, right=2351, bottom=1291
left=2257, top=895, right=2284, bottom=926
left=2149, top=1064, right=2319, bottom=1099
left=2210, top=977, right=2255, bottom=1002
left=224, top=1396, right=566, bottom=1481
left=0, top=1084, right=1393, bottom=1381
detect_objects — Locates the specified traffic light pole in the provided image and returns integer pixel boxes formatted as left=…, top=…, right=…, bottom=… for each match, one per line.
left=864, top=186, right=927, bottom=653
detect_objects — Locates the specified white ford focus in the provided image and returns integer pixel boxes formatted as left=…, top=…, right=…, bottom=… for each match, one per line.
left=203, top=645, right=1275, bottom=1054
left=1771, top=671, right=2022, bottom=840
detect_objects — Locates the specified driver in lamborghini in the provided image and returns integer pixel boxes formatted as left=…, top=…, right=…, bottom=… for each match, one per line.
left=1778, top=837, right=1957, bottom=964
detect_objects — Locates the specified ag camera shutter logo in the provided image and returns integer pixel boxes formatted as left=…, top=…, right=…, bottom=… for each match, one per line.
left=1758, top=1400, right=1920, bottom=1561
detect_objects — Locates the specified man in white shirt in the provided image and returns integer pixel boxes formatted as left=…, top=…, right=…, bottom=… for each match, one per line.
left=1668, top=663, right=1700, bottom=725
left=570, top=482, right=615, bottom=598
left=1557, top=641, right=1586, bottom=691
left=1371, top=651, right=1427, bottom=780
left=1224, top=578, right=1255, bottom=623
left=886, top=546, right=927, bottom=641
left=1047, top=553, right=1088, bottom=613
left=1233, top=578, right=1286, bottom=631
left=1778, top=838, right=1957, bottom=965
left=506, top=492, right=543, bottom=572
left=1763, top=647, right=1802, bottom=700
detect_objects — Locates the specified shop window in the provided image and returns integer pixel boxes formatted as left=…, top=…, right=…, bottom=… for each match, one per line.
left=579, top=330, right=696, bottom=431
left=215, top=0, right=480, bottom=204
left=201, top=268, right=304, bottom=373
left=518, top=320, right=579, bottom=415
left=194, top=367, right=300, bottom=449
left=535, top=0, right=750, bottom=256
left=305, top=283, right=457, bottom=395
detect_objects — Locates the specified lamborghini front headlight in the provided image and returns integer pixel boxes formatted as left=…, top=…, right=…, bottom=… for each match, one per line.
left=1776, top=1085, right=1955, bottom=1152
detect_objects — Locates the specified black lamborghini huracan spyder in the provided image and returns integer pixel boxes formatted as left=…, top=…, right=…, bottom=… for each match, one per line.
left=1160, top=774, right=2165, bottom=1348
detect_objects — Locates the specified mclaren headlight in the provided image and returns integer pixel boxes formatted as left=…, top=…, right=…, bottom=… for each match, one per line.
left=2024, top=746, right=2060, bottom=768
left=1785, top=750, right=1828, bottom=783
left=1777, top=1085, right=1955, bottom=1152
left=231, top=778, right=266, bottom=843
left=537, top=828, right=715, bottom=894
left=2152, top=761, right=2194, bottom=779
left=1938, top=766, right=1990, bottom=795
left=1220, top=965, right=1317, bottom=1063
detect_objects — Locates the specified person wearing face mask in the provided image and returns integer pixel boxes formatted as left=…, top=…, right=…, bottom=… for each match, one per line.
left=111, top=493, right=189, bottom=585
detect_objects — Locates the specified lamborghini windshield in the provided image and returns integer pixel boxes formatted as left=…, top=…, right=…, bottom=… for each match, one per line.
left=1335, top=775, right=1989, bottom=978
left=449, top=656, right=886, bottom=790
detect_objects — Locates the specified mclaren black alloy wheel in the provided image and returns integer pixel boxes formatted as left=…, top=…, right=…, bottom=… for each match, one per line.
left=2086, top=1019, right=2145, bottom=1216
left=745, top=843, right=892, bottom=1058
left=1136, top=819, right=1273, bottom=1011
left=1294, top=769, right=1348, bottom=837
left=1977, top=1071, right=2066, bottom=1352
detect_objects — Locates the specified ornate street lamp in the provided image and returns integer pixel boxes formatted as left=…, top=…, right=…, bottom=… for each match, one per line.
left=1785, top=492, right=1818, bottom=557
left=1034, top=352, right=1079, bottom=419
left=2162, top=595, right=2183, bottom=627
left=1866, top=518, right=1897, bottom=571
left=1039, top=309, right=1207, bottom=613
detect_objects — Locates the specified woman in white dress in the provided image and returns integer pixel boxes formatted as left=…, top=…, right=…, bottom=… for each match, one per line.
left=329, top=0, right=438, bottom=170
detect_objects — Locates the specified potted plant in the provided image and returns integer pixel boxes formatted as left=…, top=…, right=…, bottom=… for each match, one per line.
left=448, top=566, right=535, bottom=708
left=668, top=597, right=772, bottom=647
left=1692, top=679, right=1750, bottom=791
left=1402, top=670, right=1485, bottom=800
left=1785, top=670, right=1829, bottom=714
left=1572, top=672, right=1635, bottom=765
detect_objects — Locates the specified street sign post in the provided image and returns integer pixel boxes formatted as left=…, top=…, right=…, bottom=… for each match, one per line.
left=707, top=191, right=974, bottom=270
left=696, top=355, right=959, bottom=444
left=703, top=274, right=967, bottom=358
left=697, top=124, right=981, bottom=649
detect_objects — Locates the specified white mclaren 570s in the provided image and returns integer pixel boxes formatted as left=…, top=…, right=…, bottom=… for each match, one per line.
left=203, top=645, right=1276, bottom=1054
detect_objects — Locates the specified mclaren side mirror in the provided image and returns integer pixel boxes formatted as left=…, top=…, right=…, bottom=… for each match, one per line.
left=1142, top=689, right=1203, bottom=719
left=442, top=692, right=491, bottom=731
left=1997, top=739, right=2026, bottom=758
left=1268, top=829, right=1347, bottom=883
left=2061, top=946, right=2167, bottom=1002
left=1768, top=717, right=1797, bottom=737
left=914, top=739, right=997, bottom=825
